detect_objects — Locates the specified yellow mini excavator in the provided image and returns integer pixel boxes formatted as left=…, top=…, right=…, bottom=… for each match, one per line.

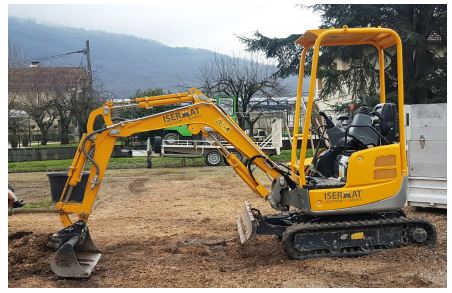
left=48, top=27, right=436, bottom=278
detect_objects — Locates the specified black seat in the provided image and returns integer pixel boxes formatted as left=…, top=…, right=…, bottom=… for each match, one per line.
left=324, top=104, right=396, bottom=149
left=372, top=103, right=397, bottom=144
left=326, top=107, right=378, bottom=149
left=348, top=111, right=379, bottom=146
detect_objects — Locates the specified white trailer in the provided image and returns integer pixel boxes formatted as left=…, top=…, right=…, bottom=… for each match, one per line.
left=405, top=103, right=447, bottom=209
left=126, top=112, right=283, bottom=167
left=159, top=111, right=283, bottom=166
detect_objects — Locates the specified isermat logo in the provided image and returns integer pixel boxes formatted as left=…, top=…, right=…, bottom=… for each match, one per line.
left=324, top=190, right=363, bottom=203
left=162, top=108, right=201, bottom=126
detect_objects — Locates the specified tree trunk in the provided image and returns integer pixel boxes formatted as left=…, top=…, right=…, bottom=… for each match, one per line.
left=237, top=112, right=246, bottom=130
left=35, top=122, right=49, bottom=145
left=245, top=115, right=253, bottom=138
left=40, top=129, right=48, bottom=145
left=59, top=118, right=71, bottom=144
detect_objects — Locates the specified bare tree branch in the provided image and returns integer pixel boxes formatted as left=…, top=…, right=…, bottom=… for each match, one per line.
left=197, top=53, right=287, bottom=132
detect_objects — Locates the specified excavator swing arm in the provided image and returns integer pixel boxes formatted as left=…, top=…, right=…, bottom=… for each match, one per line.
left=56, top=88, right=284, bottom=227
left=48, top=88, right=289, bottom=278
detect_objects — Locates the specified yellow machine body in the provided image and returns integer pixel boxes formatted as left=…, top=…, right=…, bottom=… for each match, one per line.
left=288, top=26, right=408, bottom=215
left=56, top=26, right=408, bottom=225
left=309, top=145, right=403, bottom=212
left=48, top=27, right=430, bottom=278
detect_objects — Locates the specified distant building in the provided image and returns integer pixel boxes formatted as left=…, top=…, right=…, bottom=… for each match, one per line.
left=9, top=63, right=88, bottom=94
left=8, top=63, right=89, bottom=143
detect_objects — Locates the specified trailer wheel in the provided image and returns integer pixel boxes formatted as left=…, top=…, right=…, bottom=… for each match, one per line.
left=205, top=150, right=222, bottom=166
left=163, top=132, right=179, bottom=144
left=153, top=136, right=162, bottom=154
left=224, top=150, right=243, bottom=165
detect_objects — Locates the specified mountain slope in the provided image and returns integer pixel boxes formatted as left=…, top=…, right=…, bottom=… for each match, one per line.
left=9, top=17, right=301, bottom=97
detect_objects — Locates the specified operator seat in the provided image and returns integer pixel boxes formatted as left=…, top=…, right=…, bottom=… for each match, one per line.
left=372, top=103, right=397, bottom=144
left=348, top=106, right=379, bottom=147
left=347, top=103, right=397, bottom=147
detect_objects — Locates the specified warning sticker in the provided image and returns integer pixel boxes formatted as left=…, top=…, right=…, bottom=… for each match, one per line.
left=215, top=118, right=231, bottom=133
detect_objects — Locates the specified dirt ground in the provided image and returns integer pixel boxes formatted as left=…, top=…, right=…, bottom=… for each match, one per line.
left=8, top=167, right=447, bottom=288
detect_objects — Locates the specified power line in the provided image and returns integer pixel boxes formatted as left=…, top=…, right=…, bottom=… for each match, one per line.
left=11, top=49, right=86, bottom=65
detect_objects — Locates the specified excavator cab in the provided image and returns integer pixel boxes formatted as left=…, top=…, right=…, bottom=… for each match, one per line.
left=237, top=26, right=436, bottom=259
left=291, top=27, right=407, bottom=194
left=49, top=27, right=435, bottom=278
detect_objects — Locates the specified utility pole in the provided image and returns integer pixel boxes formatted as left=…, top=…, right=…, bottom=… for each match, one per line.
left=85, top=40, right=93, bottom=87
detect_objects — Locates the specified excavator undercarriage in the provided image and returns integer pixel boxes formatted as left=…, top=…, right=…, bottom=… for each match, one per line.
left=48, top=27, right=437, bottom=278
left=238, top=202, right=436, bottom=260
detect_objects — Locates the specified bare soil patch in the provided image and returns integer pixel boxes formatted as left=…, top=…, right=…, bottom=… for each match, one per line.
left=8, top=167, right=447, bottom=287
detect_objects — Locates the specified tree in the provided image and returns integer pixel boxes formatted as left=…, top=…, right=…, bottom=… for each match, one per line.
left=8, top=44, right=28, bottom=148
left=118, top=88, right=168, bottom=120
left=52, top=69, right=93, bottom=144
left=198, top=54, right=287, bottom=130
left=11, top=70, right=59, bottom=145
left=8, top=112, right=28, bottom=148
left=52, top=86, right=74, bottom=145
left=18, top=96, right=57, bottom=146
left=115, top=88, right=171, bottom=142
left=239, top=4, right=447, bottom=105
left=71, top=78, right=104, bottom=139
left=8, top=44, right=22, bottom=115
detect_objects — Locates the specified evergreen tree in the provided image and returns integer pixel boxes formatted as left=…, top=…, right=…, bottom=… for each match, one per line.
left=239, top=4, right=446, bottom=105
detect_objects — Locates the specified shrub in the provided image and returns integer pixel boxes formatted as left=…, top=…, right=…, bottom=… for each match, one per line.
left=22, top=135, right=29, bottom=147
left=10, top=136, right=18, bottom=148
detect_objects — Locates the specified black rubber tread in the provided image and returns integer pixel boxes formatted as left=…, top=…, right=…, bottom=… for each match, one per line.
left=282, top=213, right=437, bottom=260
left=153, top=136, right=162, bottom=153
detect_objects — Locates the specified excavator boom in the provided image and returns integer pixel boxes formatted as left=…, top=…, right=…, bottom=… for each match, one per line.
left=49, top=88, right=287, bottom=277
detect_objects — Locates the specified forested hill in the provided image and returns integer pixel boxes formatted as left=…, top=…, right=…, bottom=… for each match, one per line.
left=9, top=17, right=300, bottom=98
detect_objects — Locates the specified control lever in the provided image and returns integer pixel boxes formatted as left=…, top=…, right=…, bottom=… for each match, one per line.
left=370, top=111, right=385, bottom=121
left=319, top=112, right=335, bottom=129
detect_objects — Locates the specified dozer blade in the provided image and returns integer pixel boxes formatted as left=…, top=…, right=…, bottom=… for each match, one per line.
left=236, top=201, right=257, bottom=244
left=48, top=221, right=101, bottom=278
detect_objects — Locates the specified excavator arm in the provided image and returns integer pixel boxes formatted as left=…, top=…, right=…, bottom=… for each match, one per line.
left=48, top=88, right=287, bottom=278
left=56, top=88, right=283, bottom=226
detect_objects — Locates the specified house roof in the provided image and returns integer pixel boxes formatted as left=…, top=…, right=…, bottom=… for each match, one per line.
left=296, top=27, right=399, bottom=49
left=8, top=67, right=88, bottom=92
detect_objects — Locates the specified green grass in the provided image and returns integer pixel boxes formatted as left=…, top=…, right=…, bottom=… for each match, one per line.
left=22, top=198, right=54, bottom=209
left=25, top=142, right=79, bottom=148
left=271, top=149, right=313, bottom=163
left=22, top=141, right=125, bottom=149
left=8, top=149, right=313, bottom=173
left=8, top=156, right=205, bottom=173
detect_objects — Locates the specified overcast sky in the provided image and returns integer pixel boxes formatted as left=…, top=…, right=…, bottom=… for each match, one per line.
left=8, top=1, right=321, bottom=56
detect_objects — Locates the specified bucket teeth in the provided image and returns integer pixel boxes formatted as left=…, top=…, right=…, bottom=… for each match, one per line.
left=49, top=221, right=101, bottom=278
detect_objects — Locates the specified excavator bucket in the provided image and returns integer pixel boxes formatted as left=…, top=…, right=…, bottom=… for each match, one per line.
left=236, top=201, right=257, bottom=244
left=48, top=221, right=101, bottom=278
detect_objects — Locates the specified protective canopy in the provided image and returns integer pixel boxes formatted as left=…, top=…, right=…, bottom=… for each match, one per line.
left=296, top=28, right=398, bottom=49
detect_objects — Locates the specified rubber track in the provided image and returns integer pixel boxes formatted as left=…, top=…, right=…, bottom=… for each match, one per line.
left=282, top=213, right=437, bottom=260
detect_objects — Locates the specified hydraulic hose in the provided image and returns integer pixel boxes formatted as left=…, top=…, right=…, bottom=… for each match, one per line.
left=81, top=127, right=108, bottom=179
left=246, top=154, right=296, bottom=189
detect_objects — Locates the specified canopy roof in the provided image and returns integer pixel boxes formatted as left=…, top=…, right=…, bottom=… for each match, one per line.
left=295, top=27, right=399, bottom=49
